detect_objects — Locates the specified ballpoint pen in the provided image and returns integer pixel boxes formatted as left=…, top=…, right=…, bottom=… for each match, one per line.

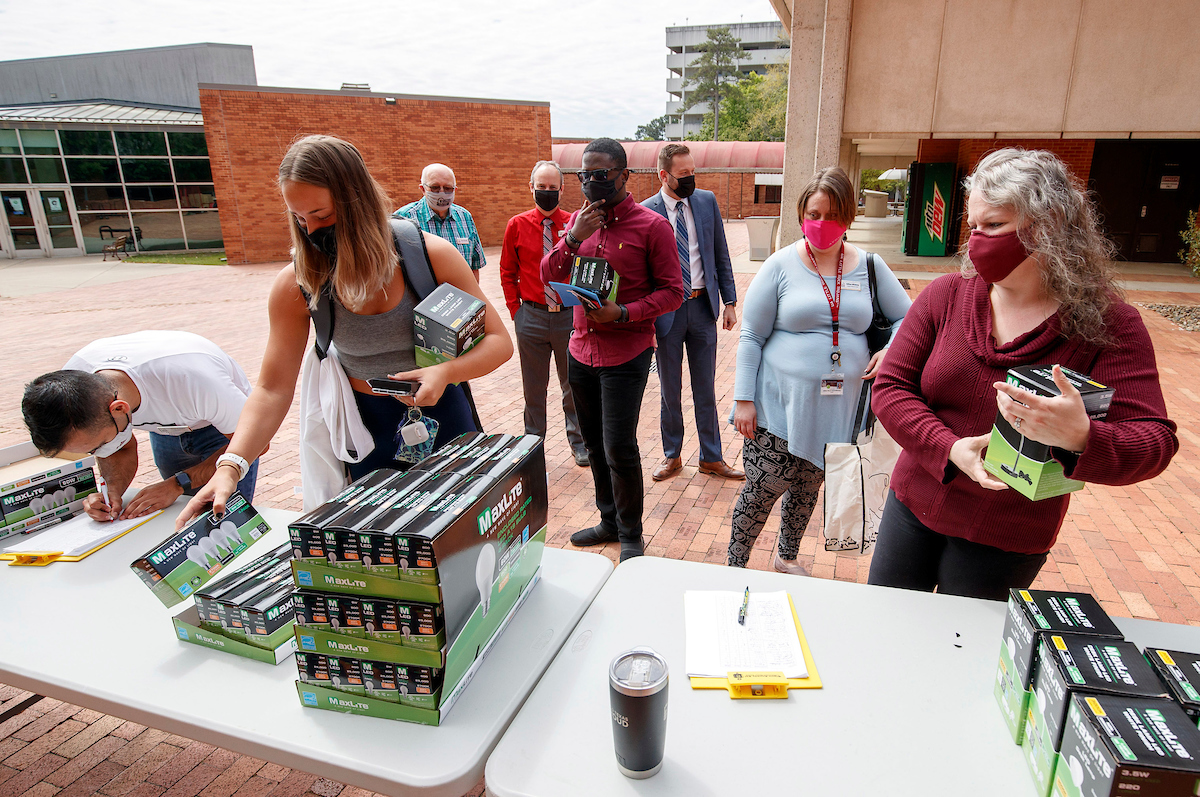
left=738, top=586, right=750, bottom=625
left=97, top=474, right=114, bottom=521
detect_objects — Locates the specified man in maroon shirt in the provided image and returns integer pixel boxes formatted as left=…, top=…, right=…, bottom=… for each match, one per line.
left=541, top=138, right=684, bottom=561
left=500, top=160, right=588, bottom=468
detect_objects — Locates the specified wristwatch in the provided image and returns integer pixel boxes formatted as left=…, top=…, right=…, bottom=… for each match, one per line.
left=565, top=230, right=581, bottom=249
left=618, top=304, right=629, bottom=323
left=215, top=452, right=250, bottom=481
left=173, top=471, right=192, bottom=492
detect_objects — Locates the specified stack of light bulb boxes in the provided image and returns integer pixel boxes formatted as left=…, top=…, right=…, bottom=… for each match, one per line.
left=995, top=589, right=1200, bottom=796
left=0, top=441, right=97, bottom=542
left=289, top=432, right=548, bottom=726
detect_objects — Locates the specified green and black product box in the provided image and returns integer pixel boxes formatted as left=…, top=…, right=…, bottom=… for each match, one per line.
left=569, top=255, right=619, bottom=302
left=296, top=651, right=440, bottom=708
left=239, top=583, right=297, bottom=647
left=172, top=604, right=296, bottom=665
left=194, top=543, right=293, bottom=628
left=294, top=433, right=548, bottom=725
left=130, top=492, right=270, bottom=608
left=409, top=432, right=486, bottom=473
left=213, top=560, right=294, bottom=636
left=412, top=284, right=485, bottom=368
left=294, top=590, right=329, bottom=628
left=320, top=471, right=435, bottom=572
left=295, top=590, right=443, bottom=646
left=325, top=593, right=365, bottom=637
left=996, top=589, right=1122, bottom=743
left=288, top=470, right=397, bottom=561
left=417, top=434, right=514, bottom=477
left=1023, top=634, right=1168, bottom=796
left=983, top=365, right=1114, bottom=501
left=1145, top=648, right=1200, bottom=725
left=0, top=466, right=97, bottom=531
left=1052, top=694, right=1200, bottom=797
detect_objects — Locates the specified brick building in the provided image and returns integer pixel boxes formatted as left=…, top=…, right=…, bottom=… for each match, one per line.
left=200, top=84, right=550, bottom=264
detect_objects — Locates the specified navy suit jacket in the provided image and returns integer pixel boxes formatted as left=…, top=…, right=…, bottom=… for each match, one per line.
left=641, top=189, right=736, bottom=323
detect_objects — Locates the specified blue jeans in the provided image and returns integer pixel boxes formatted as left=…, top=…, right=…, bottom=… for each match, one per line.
left=347, top=383, right=480, bottom=481
left=149, top=426, right=259, bottom=502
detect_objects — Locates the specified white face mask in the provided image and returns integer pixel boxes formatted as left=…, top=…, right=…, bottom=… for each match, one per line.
left=425, top=190, right=454, bottom=210
left=93, top=415, right=134, bottom=459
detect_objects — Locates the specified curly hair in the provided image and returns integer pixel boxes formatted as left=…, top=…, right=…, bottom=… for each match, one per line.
left=962, top=148, right=1120, bottom=346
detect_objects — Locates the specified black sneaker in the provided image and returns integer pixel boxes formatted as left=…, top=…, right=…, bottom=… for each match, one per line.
left=573, top=449, right=590, bottom=468
left=619, top=538, right=645, bottom=562
left=570, top=525, right=619, bottom=547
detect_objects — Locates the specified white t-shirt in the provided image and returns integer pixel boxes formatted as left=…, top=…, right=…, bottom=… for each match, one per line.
left=64, top=331, right=252, bottom=458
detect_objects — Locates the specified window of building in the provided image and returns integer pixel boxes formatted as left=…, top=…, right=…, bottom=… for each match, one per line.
left=73, top=185, right=127, bottom=211
left=179, top=184, right=217, bottom=209
left=172, top=159, right=212, bottom=182
left=755, top=184, right=782, bottom=204
left=168, top=132, right=208, bottom=157
left=121, top=159, right=172, bottom=182
left=61, top=130, right=115, bottom=156
left=0, top=157, right=27, bottom=183
left=0, top=129, right=20, bottom=155
left=19, top=130, right=60, bottom=156
left=26, top=158, right=66, bottom=183
left=116, top=132, right=167, bottom=157
left=67, top=158, right=121, bottom=183
left=183, top=211, right=222, bottom=249
left=77, top=212, right=133, bottom=255
left=127, top=185, right=178, bottom=209
left=130, top=211, right=185, bottom=251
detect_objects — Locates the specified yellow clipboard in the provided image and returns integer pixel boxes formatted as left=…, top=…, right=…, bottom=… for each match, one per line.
left=689, top=594, right=822, bottom=693
left=2, top=515, right=154, bottom=566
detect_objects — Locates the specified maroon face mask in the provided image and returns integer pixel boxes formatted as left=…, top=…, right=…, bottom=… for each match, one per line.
left=967, top=229, right=1031, bottom=283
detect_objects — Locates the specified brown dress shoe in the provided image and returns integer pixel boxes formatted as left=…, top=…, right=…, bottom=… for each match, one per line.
left=652, top=457, right=683, bottom=481
left=698, top=460, right=745, bottom=480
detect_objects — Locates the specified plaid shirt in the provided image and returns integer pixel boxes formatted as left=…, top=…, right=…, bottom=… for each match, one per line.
left=393, top=200, right=486, bottom=270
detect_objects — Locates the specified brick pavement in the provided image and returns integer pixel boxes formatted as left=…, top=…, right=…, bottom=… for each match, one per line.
left=1, top=221, right=1199, bottom=796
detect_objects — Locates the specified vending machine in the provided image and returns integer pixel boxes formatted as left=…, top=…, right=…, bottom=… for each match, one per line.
left=901, top=162, right=961, bottom=257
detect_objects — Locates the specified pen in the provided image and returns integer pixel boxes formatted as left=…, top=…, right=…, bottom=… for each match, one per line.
left=738, top=586, right=750, bottom=625
left=97, top=474, right=113, bottom=521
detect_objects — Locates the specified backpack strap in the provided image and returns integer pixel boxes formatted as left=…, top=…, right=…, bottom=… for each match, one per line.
left=866, top=252, right=883, bottom=319
left=305, top=284, right=335, bottom=362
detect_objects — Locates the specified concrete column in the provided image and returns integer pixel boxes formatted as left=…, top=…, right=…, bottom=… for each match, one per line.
left=779, top=0, right=827, bottom=247
left=815, top=0, right=852, bottom=169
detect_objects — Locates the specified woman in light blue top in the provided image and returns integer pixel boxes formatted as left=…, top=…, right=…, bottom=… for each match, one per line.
left=729, top=167, right=911, bottom=573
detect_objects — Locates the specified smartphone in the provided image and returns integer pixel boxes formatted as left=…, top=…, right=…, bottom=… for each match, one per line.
left=368, top=378, right=418, bottom=396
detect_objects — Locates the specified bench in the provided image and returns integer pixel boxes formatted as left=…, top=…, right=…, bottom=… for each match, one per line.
left=102, top=235, right=128, bottom=261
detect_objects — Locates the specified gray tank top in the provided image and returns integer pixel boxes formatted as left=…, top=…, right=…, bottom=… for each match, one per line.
left=331, top=288, right=418, bottom=380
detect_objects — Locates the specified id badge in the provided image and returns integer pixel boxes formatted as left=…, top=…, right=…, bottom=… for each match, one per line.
left=820, top=373, right=845, bottom=396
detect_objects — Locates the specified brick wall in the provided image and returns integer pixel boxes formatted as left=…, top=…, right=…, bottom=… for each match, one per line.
left=914, top=137, right=1097, bottom=248
left=200, top=88, right=551, bottom=264
left=555, top=171, right=781, bottom=221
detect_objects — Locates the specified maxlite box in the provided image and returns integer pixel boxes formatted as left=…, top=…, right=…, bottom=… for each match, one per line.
left=413, top=284, right=485, bottom=368
left=0, top=441, right=97, bottom=540
left=996, top=589, right=1122, bottom=743
left=1052, top=694, right=1200, bottom=797
left=570, top=255, right=619, bottom=302
left=1145, top=648, right=1200, bottom=725
left=1022, top=635, right=1167, bottom=796
left=983, top=365, right=1114, bottom=501
left=131, top=491, right=270, bottom=607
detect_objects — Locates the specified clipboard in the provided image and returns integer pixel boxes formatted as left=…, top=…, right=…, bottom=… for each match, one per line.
left=689, top=594, right=822, bottom=694
left=547, top=282, right=602, bottom=310
left=2, top=513, right=158, bottom=566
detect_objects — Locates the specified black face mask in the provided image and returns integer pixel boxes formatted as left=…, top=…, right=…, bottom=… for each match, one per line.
left=305, top=224, right=337, bottom=262
left=582, top=175, right=623, bottom=205
left=670, top=174, right=696, bottom=199
left=534, top=189, right=560, bottom=212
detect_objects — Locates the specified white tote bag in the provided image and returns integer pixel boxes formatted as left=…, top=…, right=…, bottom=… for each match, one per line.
left=823, top=385, right=901, bottom=555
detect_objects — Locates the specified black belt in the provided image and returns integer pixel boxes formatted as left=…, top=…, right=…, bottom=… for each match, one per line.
left=523, top=300, right=563, bottom=313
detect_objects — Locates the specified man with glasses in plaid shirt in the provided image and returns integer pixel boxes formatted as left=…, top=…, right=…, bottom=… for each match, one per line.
left=500, top=160, right=589, bottom=468
left=393, top=163, right=487, bottom=281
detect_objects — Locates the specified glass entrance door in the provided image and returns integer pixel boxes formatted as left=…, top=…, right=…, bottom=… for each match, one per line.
left=0, top=187, right=83, bottom=258
left=2, top=190, right=44, bottom=258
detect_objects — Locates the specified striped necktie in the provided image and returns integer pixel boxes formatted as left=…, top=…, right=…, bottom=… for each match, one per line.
left=542, top=218, right=553, bottom=256
left=675, top=200, right=692, bottom=293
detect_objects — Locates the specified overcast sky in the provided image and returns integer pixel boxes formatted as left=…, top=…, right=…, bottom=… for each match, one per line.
left=0, top=0, right=780, bottom=139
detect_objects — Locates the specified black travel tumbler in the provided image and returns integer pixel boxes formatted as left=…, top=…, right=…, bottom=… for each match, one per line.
left=608, top=646, right=669, bottom=778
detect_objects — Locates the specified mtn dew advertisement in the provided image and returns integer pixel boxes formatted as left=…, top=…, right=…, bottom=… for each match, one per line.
left=130, top=492, right=270, bottom=607
left=917, top=163, right=955, bottom=257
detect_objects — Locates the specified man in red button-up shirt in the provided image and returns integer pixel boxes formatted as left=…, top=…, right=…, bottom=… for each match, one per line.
left=500, top=161, right=588, bottom=468
left=541, top=138, right=684, bottom=561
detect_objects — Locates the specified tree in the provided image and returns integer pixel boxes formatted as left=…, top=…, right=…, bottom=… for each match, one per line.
left=634, top=115, right=672, bottom=141
left=681, top=27, right=743, bottom=141
left=693, top=63, right=788, bottom=142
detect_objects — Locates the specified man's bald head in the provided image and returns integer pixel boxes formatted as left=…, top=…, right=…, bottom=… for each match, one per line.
left=421, top=163, right=455, bottom=189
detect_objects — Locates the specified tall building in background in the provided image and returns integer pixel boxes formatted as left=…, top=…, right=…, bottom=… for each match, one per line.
left=664, top=21, right=789, bottom=140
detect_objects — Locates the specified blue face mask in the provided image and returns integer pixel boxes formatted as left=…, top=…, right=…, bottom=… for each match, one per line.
left=304, top=224, right=337, bottom=262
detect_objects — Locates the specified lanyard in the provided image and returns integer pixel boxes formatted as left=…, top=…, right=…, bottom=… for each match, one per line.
left=806, top=241, right=845, bottom=354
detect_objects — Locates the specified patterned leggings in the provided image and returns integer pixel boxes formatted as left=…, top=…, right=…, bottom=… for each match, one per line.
left=727, top=428, right=824, bottom=568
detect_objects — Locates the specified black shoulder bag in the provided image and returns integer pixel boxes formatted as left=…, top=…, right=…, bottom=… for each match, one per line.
left=306, top=218, right=483, bottom=430
left=864, top=252, right=893, bottom=355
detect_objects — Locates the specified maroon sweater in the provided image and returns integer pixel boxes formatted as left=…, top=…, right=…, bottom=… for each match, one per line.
left=872, top=274, right=1177, bottom=554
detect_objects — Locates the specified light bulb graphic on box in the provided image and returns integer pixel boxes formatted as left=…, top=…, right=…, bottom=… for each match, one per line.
left=475, top=543, right=497, bottom=618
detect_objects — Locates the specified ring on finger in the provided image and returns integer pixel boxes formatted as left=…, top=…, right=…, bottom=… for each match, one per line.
left=1013, top=417, right=1023, bottom=429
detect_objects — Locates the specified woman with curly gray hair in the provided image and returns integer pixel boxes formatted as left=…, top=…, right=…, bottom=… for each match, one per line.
left=866, top=148, right=1177, bottom=600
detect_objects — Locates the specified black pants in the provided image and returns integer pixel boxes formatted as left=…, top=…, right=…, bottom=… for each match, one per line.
left=569, top=348, right=653, bottom=544
left=866, top=491, right=1048, bottom=601
left=347, top=384, right=480, bottom=481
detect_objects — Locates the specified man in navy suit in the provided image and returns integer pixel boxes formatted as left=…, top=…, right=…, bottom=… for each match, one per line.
left=642, top=144, right=744, bottom=482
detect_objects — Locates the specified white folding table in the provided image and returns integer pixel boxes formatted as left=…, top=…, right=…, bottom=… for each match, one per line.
left=0, top=502, right=612, bottom=797
left=484, top=556, right=1200, bottom=796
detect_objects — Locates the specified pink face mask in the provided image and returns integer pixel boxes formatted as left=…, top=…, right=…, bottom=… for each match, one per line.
left=967, top=229, right=1031, bottom=283
left=801, top=219, right=847, bottom=251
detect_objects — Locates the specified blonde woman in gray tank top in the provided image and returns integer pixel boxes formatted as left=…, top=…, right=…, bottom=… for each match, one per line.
left=177, top=135, right=513, bottom=526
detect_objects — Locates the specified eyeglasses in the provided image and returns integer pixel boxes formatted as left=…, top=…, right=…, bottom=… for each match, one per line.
left=576, top=167, right=622, bottom=183
left=423, top=184, right=456, bottom=193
